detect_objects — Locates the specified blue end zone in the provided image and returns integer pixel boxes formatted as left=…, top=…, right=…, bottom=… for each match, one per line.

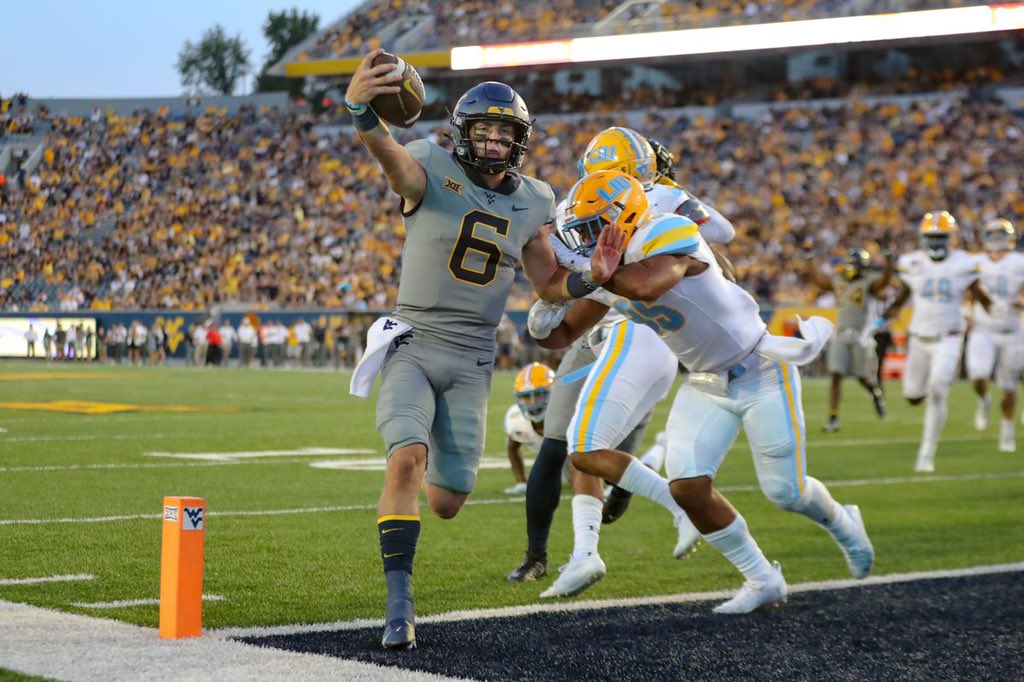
left=237, top=572, right=1024, bottom=680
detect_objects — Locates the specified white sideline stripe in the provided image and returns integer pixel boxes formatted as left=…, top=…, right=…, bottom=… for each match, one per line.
left=143, top=447, right=374, bottom=461
left=0, top=574, right=94, bottom=586
left=0, top=600, right=467, bottom=682
left=213, top=561, right=1024, bottom=639
left=70, top=595, right=225, bottom=609
left=0, top=433, right=177, bottom=443
left=3, top=470, right=1024, bottom=526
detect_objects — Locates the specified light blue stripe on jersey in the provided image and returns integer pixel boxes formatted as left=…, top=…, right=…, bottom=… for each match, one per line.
left=561, top=362, right=595, bottom=385
left=641, top=215, right=700, bottom=258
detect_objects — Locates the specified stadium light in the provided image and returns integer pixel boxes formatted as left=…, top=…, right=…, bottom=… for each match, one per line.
left=450, top=3, right=1024, bottom=70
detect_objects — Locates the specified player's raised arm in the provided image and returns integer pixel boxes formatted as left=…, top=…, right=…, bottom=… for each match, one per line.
left=344, top=49, right=426, bottom=205
left=882, top=281, right=911, bottom=320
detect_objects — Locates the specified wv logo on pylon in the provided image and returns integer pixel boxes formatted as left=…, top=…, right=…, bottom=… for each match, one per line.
left=183, top=506, right=205, bottom=530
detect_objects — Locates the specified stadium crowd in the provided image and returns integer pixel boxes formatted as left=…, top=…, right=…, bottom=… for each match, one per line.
left=2, top=84, right=1021, bottom=313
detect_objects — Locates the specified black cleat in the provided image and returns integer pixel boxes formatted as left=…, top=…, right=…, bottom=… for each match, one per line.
left=507, top=552, right=547, bottom=582
left=602, top=486, right=633, bottom=524
left=871, top=388, right=887, bottom=418
left=381, top=618, right=416, bottom=649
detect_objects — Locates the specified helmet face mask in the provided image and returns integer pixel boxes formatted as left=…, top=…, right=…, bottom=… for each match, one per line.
left=843, top=248, right=869, bottom=280
left=451, top=82, right=532, bottom=175
left=982, top=218, right=1015, bottom=253
left=561, top=171, right=649, bottom=257
left=579, top=127, right=657, bottom=189
left=514, top=363, right=554, bottom=422
left=646, top=136, right=676, bottom=184
left=918, top=211, right=957, bottom=262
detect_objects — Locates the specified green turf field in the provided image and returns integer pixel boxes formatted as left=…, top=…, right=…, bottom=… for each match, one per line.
left=1, top=359, right=1021, bottom=630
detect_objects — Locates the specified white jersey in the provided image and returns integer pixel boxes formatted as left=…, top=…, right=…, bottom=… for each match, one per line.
left=972, top=252, right=1024, bottom=333
left=550, top=185, right=736, bottom=340
left=897, top=249, right=981, bottom=337
left=608, top=213, right=766, bottom=373
left=504, top=405, right=543, bottom=451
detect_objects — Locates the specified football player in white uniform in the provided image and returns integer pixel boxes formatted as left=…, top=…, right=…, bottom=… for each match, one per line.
left=504, top=363, right=553, bottom=494
left=884, top=211, right=993, bottom=472
left=965, top=219, right=1024, bottom=452
left=520, top=129, right=739, bottom=597
left=532, top=171, right=874, bottom=612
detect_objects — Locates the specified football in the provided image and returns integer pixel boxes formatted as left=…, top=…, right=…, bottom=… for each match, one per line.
left=370, top=52, right=425, bottom=128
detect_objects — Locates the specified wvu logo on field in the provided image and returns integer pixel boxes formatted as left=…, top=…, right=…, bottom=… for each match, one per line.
left=0, top=400, right=240, bottom=415
left=443, top=177, right=463, bottom=195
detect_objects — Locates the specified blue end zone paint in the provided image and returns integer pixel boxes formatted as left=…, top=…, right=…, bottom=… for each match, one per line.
left=238, top=572, right=1024, bottom=680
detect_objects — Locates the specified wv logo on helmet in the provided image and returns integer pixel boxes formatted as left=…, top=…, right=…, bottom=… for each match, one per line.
left=597, top=175, right=632, bottom=201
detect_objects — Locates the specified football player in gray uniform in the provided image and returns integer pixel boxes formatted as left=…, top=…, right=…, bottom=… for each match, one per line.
left=804, top=248, right=892, bottom=432
left=345, top=49, right=621, bottom=650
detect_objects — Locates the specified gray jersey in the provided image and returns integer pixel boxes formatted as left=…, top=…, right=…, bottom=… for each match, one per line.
left=395, top=140, right=556, bottom=349
left=832, top=275, right=872, bottom=332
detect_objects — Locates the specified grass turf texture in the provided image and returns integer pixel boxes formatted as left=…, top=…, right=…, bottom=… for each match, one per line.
left=1, top=359, right=1021, bottom=630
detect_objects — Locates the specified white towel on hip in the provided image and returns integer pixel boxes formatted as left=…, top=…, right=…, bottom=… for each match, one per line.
left=349, top=317, right=412, bottom=398
left=755, top=315, right=834, bottom=367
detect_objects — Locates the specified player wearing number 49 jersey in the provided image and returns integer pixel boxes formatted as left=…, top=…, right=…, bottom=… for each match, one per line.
left=966, top=219, right=1024, bottom=452
left=533, top=171, right=875, bottom=613
left=345, top=56, right=622, bottom=650
left=884, top=211, right=993, bottom=473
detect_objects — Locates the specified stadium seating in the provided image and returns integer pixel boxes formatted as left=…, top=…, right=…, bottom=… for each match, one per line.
left=2, top=83, right=1022, bottom=313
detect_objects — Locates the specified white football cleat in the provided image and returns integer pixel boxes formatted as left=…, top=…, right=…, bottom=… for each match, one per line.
left=975, top=398, right=990, bottom=431
left=914, top=456, right=935, bottom=473
left=713, top=562, right=787, bottom=615
left=673, top=514, right=700, bottom=559
left=504, top=482, right=528, bottom=495
left=539, top=555, right=606, bottom=599
left=836, top=505, right=874, bottom=579
left=999, top=421, right=1016, bottom=453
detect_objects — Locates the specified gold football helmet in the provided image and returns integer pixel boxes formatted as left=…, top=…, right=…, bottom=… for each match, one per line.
left=919, top=211, right=957, bottom=261
left=578, top=127, right=657, bottom=189
left=514, top=362, right=554, bottom=421
left=561, top=170, right=650, bottom=256
left=982, top=218, right=1016, bottom=252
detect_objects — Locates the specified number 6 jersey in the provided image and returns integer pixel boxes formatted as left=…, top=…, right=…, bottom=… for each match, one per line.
left=395, top=139, right=556, bottom=348
left=896, top=250, right=981, bottom=337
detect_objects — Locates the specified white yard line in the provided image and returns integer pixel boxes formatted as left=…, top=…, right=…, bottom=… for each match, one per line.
left=213, top=561, right=1024, bottom=638
left=143, top=447, right=375, bottom=461
left=2, top=470, right=1023, bottom=526
left=0, top=599, right=467, bottom=682
left=0, top=574, right=94, bottom=587
left=70, top=595, right=225, bottom=609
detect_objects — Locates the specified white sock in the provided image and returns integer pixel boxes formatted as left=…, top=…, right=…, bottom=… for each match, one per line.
left=1001, top=418, right=1014, bottom=441
left=703, top=514, right=775, bottom=583
left=617, top=458, right=681, bottom=518
left=793, top=476, right=846, bottom=528
left=922, top=390, right=948, bottom=454
left=570, top=494, right=603, bottom=562
left=640, top=442, right=667, bottom=473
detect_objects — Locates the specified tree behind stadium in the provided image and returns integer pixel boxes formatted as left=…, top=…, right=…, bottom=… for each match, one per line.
left=177, top=24, right=251, bottom=96
left=255, top=9, right=320, bottom=100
